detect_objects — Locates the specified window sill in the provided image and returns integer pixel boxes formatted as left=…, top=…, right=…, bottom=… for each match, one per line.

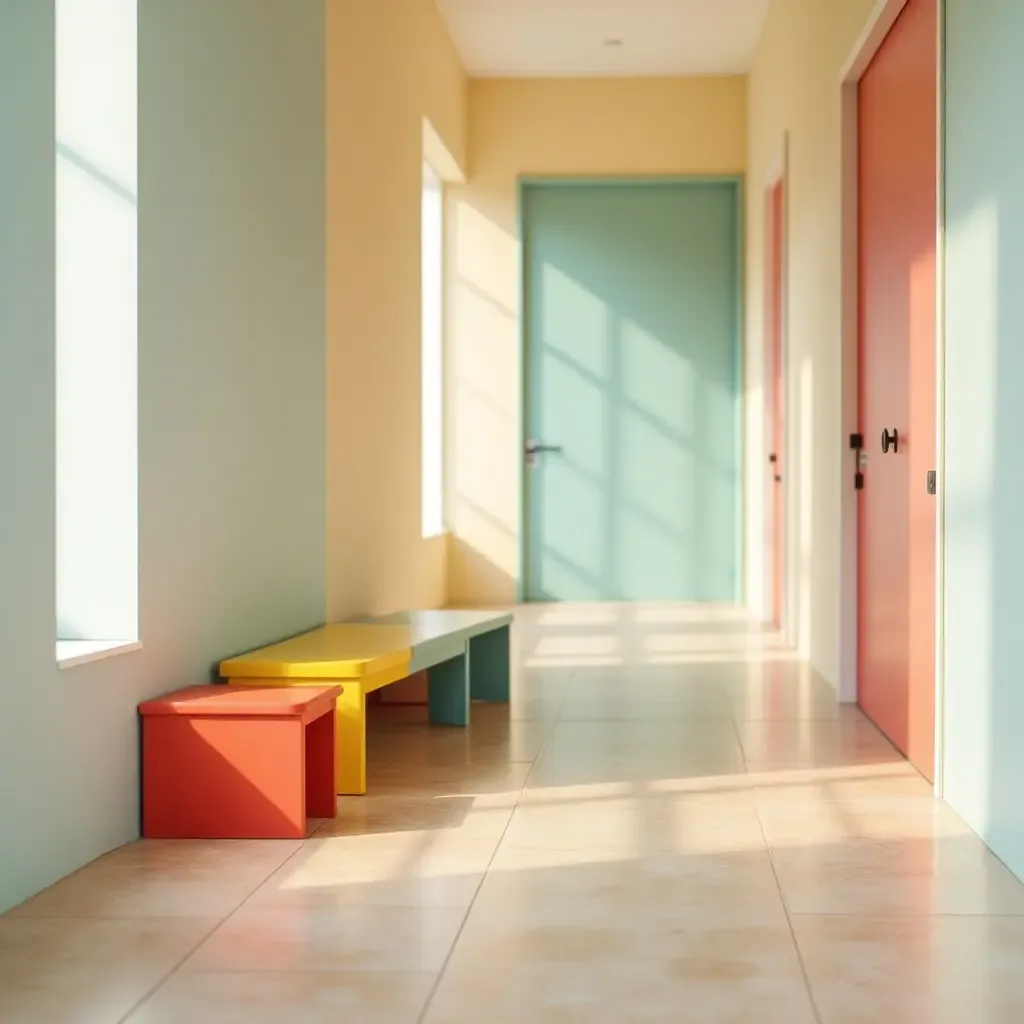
left=57, top=639, right=142, bottom=670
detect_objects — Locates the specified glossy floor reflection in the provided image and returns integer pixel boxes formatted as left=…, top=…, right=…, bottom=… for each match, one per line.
left=2, top=604, right=1023, bottom=1022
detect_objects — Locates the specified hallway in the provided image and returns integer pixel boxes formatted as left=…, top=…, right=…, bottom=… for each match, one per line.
left=4, top=606, right=1024, bottom=1022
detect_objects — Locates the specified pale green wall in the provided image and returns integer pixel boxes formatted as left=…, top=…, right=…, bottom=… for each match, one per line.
left=0, top=0, right=326, bottom=913
left=943, top=0, right=1024, bottom=878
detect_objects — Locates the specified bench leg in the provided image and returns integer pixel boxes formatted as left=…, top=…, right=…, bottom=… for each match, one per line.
left=469, top=625, right=511, bottom=702
left=334, top=685, right=367, bottom=795
left=428, top=653, right=470, bottom=726
left=305, top=709, right=338, bottom=819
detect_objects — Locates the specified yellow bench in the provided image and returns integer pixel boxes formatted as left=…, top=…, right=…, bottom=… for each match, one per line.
left=221, top=613, right=513, bottom=795
left=219, top=624, right=415, bottom=795
left=220, top=614, right=513, bottom=796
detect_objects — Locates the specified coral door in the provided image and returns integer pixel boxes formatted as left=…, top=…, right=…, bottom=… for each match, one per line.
left=857, top=0, right=938, bottom=779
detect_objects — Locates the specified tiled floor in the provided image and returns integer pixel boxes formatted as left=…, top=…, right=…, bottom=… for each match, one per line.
left=4, top=604, right=1024, bottom=1022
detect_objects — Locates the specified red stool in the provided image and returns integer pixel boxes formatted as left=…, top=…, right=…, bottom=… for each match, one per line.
left=139, top=684, right=340, bottom=839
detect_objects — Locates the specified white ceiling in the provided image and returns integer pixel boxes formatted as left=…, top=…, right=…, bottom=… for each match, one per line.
left=436, top=0, right=772, bottom=77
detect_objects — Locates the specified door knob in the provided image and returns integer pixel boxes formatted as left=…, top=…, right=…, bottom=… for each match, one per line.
left=881, top=428, right=899, bottom=454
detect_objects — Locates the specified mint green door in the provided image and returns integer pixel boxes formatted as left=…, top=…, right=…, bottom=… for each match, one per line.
left=523, top=181, right=741, bottom=602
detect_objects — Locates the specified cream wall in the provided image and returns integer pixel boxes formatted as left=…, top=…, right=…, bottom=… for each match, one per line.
left=325, top=0, right=466, bottom=619
left=446, top=76, right=748, bottom=604
left=744, top=0, right=877, bottom=687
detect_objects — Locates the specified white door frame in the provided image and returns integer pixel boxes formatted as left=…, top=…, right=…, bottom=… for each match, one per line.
left=837, top=0, right=945, bottom=793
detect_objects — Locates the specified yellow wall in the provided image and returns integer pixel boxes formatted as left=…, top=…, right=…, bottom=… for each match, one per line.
left=325, top=0, right=466, bottom=619
left=744, top=0, right=877, bottom=685
left=446, top=76, right=748, bottom=604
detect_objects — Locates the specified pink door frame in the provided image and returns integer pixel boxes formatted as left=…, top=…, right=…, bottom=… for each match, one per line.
left=765, top=179, right=786, bottom=629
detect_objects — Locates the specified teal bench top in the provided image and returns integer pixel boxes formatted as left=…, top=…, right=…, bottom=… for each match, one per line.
left=363, top=609, right=512, bottom=637
left=352, top=609, right=513, bottom=674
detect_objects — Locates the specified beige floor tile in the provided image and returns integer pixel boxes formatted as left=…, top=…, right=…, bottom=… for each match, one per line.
left=545, top=716, right=742, bottom=750
left=364, top=761, right=532, bottom=798
left=731, top=693, right=850, bottom=721
left=794, top=915, right=1024, bottom=1023
left=482, top=845, right=789, bottom=928
left=8, top=604, right=1024, bottom=1022
left=518, top=771, right=753, bottom=809
left=424, top=919, right=816, bottom=1023
left=486, top=841, right=626, bottom=874
left=525, top=747, right=747, bottom=789
left=127, top=970, right=437, bottom=1023
left=319, top=792, right=516, bottom=841
left=247, top=831, right=497, bottom=908
left=368, top=718, right=553, bottom=764
left=503, top=697, right=569, bottom=722
left=757, top=795, right=975, bottom=848
left=7, top=838, right=300, bottom=919
left=750, top=761, right=933, bottom=801
left=633, top=922, right=819, bottom=1023
left=92, top=838, right=303, bottom=876
left=531, top=721, right=746, bottom=782
left=8, top=873, right=255, bottom=922
left=558, top=694, right=736, bottom=721
left=564, top=673, right=741, bottom=701
left=0, top=916, right=217, bottom=1024
left=745, top=749, right=906, bottom=773
left=185, top=904, right=467, bottom=973
left=772, top=835, right=1024, bottom=915
left=722, top=663, right=838, bottom=689
left=738, top=716, right=900, bottom=765
left=501, top=788, right=766, bottom=855
left=725, top=673, right=856, bottom=721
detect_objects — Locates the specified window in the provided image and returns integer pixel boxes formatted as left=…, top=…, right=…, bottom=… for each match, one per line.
left=421, top=161, right=444, bottom=538
left=55, top=0, right=139, bottom=667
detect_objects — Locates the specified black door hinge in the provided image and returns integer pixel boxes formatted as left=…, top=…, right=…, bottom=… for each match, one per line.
left=850, top=433, right=864, bottom=450
left=926, top=470, right=937, bottom=495
left=855, top=471, right=864, bottom=490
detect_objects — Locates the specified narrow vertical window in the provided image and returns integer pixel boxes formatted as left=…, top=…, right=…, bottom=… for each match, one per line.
left=55, top=0, right=139, bottom=664
left=421, top=161, right=444, bottom=538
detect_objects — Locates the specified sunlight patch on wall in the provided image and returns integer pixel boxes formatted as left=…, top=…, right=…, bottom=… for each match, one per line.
left=796, top=355, right=814, bottom=660
left=945, top=201, right=998, bottom=511
left=620, top=319, right=695, bottom=437
left=943, top=197, right=998, bottom=820
left=447, top=197, right=521, bottom=588
left=453, top=198, right=519, bottom=313
left=542, top=263, right=611, bottom=379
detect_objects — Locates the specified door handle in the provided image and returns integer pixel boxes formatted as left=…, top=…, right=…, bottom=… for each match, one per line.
left=525, top=439, right=563, bottom=456
left=881, top=428, right=899, bottom=454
